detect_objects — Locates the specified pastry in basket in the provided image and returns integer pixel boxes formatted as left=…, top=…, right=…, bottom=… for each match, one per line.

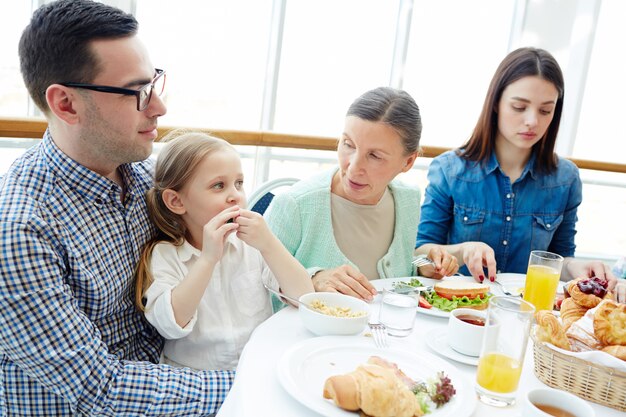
left=323, top=357, right=423, bottom=417
left=593, top=299, right=626, bottom=346
left=559, top=297, right=588, bottom=331
left=534, top=310, right=571, bottom=350
left=601, top=345, right=626, bottom=361
left=566, top=306, right=604, bottom=351
left=566, top=276, right=611, bottom=309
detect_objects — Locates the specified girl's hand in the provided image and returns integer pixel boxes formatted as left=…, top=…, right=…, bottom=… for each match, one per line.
left=234, top=209, right=273, bottom=251
left=419, top=246, right=459, bottom=278
left=461, top=242, right=497, bottom=283
left=200, top=206, right=240, bottom=264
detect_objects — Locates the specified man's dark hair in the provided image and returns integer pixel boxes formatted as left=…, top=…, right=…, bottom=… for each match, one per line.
left=19, top=0, right=138, bottom=113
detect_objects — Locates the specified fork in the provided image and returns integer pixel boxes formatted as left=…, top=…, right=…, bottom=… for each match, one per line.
left=492, top=279, right=520, bottom=297
left=368, top=322, right=388, bottom=348
left=412, top=256, right=435, bottom=269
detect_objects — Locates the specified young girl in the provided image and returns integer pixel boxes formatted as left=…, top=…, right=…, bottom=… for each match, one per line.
left=135, top=132, right=313, bottom=371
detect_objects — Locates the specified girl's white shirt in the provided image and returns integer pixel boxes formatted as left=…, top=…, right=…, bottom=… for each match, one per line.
left=143, top=233, right=279, bottom=370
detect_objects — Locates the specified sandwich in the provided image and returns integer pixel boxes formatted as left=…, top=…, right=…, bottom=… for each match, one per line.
left=425, top=280, right=491, bottom=312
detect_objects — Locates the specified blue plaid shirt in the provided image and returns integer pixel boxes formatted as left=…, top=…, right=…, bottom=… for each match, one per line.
left=0, top=131, right=233, bottom=416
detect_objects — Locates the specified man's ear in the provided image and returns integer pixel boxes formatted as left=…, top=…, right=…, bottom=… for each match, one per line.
left=162, top=189, right=186, bottom=215
left=46, top=84, right=80, bottom=125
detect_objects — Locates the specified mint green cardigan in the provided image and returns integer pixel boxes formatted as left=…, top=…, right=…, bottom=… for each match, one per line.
left=265, top=168, right=421, bottom=279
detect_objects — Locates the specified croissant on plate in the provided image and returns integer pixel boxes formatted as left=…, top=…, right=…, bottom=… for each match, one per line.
left=323, top=361, right=423, bottom=417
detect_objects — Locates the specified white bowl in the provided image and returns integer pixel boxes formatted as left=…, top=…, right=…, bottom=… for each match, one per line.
left=298, top=292, right=370, bottom=336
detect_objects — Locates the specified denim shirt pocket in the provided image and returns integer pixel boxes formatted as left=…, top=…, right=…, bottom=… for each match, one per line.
left=530, top=214, right=563, bottom=250
left=452, top=206, right=486, bottom=242
left=230, top=271, right=267, bottom=317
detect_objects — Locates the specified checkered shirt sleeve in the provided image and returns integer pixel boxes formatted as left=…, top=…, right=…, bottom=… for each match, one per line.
left=0, top=132, right=234, bottom=416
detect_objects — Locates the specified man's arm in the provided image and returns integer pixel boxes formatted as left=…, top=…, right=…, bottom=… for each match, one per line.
left=0, top=220, right=233, bottom=416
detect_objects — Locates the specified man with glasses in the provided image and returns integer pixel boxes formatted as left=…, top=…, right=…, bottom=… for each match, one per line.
left=0, top=1, right=233, bottom=415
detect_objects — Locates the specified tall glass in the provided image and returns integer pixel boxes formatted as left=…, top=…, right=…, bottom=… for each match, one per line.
left=523, top=250, right=563, bottom=311
left=475, top=296, right=535, bottom=407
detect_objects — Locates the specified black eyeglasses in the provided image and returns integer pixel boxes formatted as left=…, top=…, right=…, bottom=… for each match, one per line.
left=60, top=68, right=166, bottom=111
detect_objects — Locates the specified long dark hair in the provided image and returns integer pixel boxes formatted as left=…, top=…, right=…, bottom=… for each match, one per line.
left=460, top=47, right=564, bottom=173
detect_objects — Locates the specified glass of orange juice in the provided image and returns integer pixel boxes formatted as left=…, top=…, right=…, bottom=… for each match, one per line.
left=475, top=296, right=535, bottom=407
left=523, top=251, right=564, bottom=311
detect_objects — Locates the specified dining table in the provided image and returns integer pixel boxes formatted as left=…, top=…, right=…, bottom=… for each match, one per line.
left=216, top=276, right=622, bottom=417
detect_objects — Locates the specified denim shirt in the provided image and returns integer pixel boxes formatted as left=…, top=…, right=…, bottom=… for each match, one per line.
left=416, top=150, right=582, bottom=274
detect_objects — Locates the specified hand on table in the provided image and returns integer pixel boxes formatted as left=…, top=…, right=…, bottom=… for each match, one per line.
left=311, top=265, right=377, bottom=301
left=460, top=242, right=497, bottom=283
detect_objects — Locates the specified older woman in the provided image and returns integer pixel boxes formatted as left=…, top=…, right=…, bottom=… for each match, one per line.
left=265, top=87, right=458, bottom=301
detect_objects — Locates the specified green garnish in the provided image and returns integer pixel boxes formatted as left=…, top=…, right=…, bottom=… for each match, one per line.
left=392, top=278, right=424, bottom=289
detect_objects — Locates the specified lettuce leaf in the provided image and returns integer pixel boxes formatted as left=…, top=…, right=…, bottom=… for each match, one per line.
left=424, top=291, right=491, bottom=312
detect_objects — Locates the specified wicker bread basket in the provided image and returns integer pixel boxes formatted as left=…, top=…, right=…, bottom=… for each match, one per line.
left=531, top=332, right=626, bottom=411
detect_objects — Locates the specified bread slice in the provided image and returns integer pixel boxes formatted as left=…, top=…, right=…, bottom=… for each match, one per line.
left=434, top=281, right=490, bottom=300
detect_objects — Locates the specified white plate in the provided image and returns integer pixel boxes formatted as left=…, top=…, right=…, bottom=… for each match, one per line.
left=425, top=327, right=479, bottom=366
left=493, top=273, right=565, bottom=296
left=373, top=276, right=478, bottom=318
left=277, top=336, right=476, bottom=417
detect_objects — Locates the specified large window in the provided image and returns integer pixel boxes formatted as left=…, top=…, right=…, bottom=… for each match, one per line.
left=1, top=0, right=625, bottom=260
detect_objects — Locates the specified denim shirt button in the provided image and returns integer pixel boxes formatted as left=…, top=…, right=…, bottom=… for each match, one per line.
left=503, top=240, right=508, bottom=245
left=506, top=216, right=511, bottom=221
left=463, top=216, right=468, bottom=222
left=547, top=224, right=551, bottom=228
left=506, top=193, right=511, bottom=199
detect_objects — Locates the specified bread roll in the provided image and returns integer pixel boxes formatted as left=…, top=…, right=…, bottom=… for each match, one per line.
left=593, top=300, right=626, bottom=346
left=434, top=281, right=489, bottom=299
left=323, top=363, right=423, bottom=417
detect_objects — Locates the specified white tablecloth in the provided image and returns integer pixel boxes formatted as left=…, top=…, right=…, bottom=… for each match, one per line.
left=216, top=301, right=621, bottom=417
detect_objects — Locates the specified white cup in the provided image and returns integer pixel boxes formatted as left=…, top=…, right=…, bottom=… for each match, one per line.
left=447, top=308, right=486, bottom=357
left=522, top=388, right=595, bottom=417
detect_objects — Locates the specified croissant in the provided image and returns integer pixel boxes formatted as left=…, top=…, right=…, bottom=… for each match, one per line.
left=323, top=363, right=423, bottom=417
left=535, top=310, right=571, bottom=350
left=593, top=300, right=626, bottom=346
left=601, top=345, right=626, bottom=361
left=559, top=297, right=587, bottom=331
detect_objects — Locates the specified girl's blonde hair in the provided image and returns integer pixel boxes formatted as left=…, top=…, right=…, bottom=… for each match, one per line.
left=135, top=130, right=235, bottom=310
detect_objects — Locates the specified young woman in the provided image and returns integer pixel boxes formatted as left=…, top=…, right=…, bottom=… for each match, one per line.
left=135, top=132, right=313, bottom=370
left=415, top=47, right=616, bottom=288
left=265, top=87, right=459, bottom=301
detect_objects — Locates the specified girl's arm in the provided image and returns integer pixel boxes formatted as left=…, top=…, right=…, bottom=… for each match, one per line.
left=235, top=209, right=313, bottom=298
left=170, top=207, right=240, bottom=327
